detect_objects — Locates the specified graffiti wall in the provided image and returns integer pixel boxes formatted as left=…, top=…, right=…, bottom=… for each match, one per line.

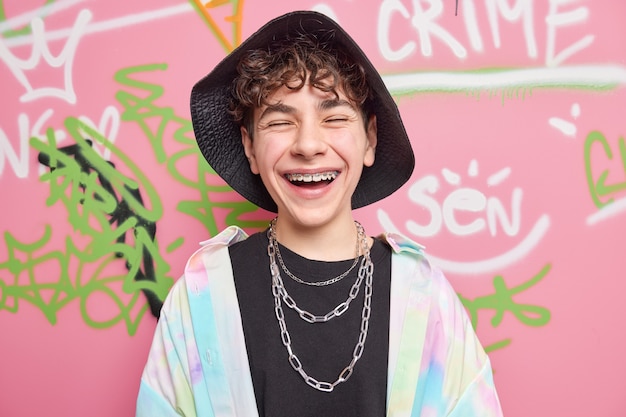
left=1, top=0, right=624, bottom=416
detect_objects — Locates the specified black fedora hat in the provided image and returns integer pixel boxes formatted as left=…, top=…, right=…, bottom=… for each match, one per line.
left=190, top=10, right=414, bottom=213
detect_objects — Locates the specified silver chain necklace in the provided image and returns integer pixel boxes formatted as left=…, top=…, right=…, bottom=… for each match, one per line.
left=269, top=218, right=362, bottom=286
left=267, top=218, right=374, bottom=392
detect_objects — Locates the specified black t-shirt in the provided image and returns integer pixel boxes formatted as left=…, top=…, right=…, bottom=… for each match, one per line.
left=229, top=231, right=392, bottom=417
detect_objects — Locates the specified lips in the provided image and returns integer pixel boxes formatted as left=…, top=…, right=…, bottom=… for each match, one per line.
left=285, top=170, right=339, bottom=185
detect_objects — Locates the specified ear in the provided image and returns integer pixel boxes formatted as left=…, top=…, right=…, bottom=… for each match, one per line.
left=363, top=115, right=377, bottom=167
left=241, top=126, right=260, bottom=174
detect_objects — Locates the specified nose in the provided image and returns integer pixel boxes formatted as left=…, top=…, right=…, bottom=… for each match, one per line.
left=291, top=120, right=327, bottom=159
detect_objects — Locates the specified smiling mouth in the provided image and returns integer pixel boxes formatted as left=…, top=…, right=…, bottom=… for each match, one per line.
left=285, top=171, right=338, bottom=185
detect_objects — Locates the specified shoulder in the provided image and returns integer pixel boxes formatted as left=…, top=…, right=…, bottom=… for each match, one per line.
left=379, top=231, right=426, bottom=256
left=177, top=226, right=249, bottom=295
left=381, top=231, right=458, bottom=304
left=195, top=226, right=249, bottom=254
left=380, top=231, right=438, bottom=283
left=186, top=226, right=248, bottom=267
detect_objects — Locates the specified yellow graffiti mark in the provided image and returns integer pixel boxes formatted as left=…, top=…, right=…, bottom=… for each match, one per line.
left=189, top=0, right=245, bottom=52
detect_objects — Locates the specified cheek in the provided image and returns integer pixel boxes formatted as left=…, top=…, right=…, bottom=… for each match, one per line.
left=251, top=143, right=281, bottom=173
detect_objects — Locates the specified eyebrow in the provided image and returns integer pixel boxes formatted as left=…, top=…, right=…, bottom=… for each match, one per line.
left=258, top=103, right=296, bottom=121
left=318, top=98, right=356, bottom=112
left=258, top=98, right=357, bottom=122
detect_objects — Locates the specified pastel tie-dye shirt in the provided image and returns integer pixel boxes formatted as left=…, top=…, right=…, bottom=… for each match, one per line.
left=136, top=226, right=503, bottom=416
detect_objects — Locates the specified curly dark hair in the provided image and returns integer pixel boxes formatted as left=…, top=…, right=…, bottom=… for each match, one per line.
left=229, top=30, right=373, bottom=138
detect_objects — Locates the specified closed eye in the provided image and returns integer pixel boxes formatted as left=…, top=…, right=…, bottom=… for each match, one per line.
left=267, top=120, right=292, bottom=127
left=320, top=101, right=358, bottom=125
left=325, top=117, right=349, bottom=123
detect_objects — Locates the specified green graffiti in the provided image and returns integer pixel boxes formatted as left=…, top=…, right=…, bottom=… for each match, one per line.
left=8, top=116, right=176, bottom=334
left=459, top=264, right=552, bottom=353
left=113, top=63, right=270, bottom=237
left=0, top=224, right=156, bottom=332
left=115, top=63, right=171, bottom=164
left=0, top=62, right=274, bottom=332
left=584, top=130, right=626, bottom=208
left=0, top=226, right=69, bottom=320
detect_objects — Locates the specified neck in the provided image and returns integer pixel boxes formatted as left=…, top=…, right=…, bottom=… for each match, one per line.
left=272, top=215, right=364, bottom=261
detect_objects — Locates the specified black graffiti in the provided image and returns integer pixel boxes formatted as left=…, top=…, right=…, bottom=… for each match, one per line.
left=37, top=138, right=163, bottom=317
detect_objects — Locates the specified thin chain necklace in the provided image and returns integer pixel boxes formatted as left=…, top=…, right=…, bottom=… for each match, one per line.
left=269, top=218, right=362, bottom=286
left=267, top=218, right=374, bottom=392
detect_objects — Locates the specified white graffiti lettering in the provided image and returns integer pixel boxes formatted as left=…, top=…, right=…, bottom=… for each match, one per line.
left=0, top=9, right=91, bottom=104
left=485, top=0, right=537, bottom=58
left=377, top=0, right=593, bottom=66
left=546, top=0, right=595, bottom=67
left=402, top=172, right=522, bottom=237
left=379, top=0, right=467, bottom=59
left=378, top=161, right=550, bottom=274
left=0, top=105, right=119, bottom=179
left=0, top=110, right=64, bottom=178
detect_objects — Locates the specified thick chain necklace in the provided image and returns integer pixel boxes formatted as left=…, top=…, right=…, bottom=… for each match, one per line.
left=267, top=218, right=374, bottom=392
left=269, top=218, right=362, bottom=286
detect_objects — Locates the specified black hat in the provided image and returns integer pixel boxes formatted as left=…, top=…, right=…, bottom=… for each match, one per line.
left=190, top=10, right=414, bottom=213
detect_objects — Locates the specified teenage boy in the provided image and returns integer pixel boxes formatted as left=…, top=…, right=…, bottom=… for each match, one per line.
left=136, top=10, right=503, bottom=417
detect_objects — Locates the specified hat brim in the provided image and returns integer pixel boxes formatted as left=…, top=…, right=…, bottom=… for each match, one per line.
left=190, top=10, right=414, bottom=213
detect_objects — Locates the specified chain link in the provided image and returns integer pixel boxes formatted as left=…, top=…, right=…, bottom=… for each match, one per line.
left=269, top=218, right=363, bottom=286
left=267, top=220, right=373, bottom=392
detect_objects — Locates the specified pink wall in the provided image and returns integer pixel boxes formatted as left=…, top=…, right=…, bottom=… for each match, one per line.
left=1, top=1, right=625, bottom=416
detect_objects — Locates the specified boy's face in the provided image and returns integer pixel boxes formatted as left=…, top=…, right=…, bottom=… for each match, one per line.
left=241, top=81, right=377, bottom=230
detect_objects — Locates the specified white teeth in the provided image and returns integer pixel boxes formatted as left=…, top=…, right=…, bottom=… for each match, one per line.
left=286, top=171, right=338, bottom=183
